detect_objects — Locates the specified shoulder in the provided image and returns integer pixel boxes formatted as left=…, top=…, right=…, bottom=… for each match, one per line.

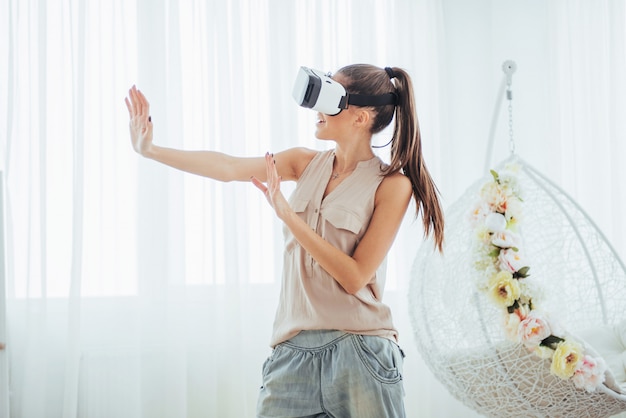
left=375, top=172, right=412, bottom=207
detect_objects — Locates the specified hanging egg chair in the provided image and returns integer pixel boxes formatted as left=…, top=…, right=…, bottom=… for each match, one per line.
left=409, top=62, right=626, bottom=418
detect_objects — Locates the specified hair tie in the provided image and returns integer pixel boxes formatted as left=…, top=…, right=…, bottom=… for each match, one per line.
left=384, top=67, right=395, bottom=79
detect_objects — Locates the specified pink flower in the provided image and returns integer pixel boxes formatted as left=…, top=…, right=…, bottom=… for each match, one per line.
left=498, top=248, right=525, bottom=273
left=572, top=355, right=607, bottom=391
left=480, top=182, right=509, bottom=213
left=504, top=306, right=530, bottom=342
left=518, top=311, right=552, bottom=347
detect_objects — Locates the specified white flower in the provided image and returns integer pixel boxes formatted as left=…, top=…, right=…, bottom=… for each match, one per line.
left=498, top=165, right=522, bottom=196
left=505, top=196, right=523, bottom=226
left=502, top=162, right=521, bottom=174
left=531, top=344, right=555, bottom=359
left=518, top=278, right=541, bottom=307
left=485, top=212, right=507, bottom=233
left=475, top=225, right=493, bottom=246
left=469, top=199, right=491, bottom=226
left=491, top=230, right=521, bottom=249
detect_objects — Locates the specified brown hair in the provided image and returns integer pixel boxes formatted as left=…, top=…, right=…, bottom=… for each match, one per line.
left=338, top=64, right=444, bottom=251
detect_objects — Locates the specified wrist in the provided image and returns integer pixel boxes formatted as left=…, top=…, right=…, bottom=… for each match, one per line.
left=279, top=206, right=298, bottom=225
left=141, top=144, right=158, bottom=159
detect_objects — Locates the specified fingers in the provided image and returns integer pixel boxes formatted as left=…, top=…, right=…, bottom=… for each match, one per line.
left=265, top=152, right=278, bottom=185
left=137, top=89, right=150, bottom=116
left=133, top=86, right=143, bottom=116
left=125, top=85, right=150, bottom=121
left=252, top=153, right=279, bottom=198
left=250, top=176, right=268, bottom=194
left=124, top=97, right=132, bottom=117
left=127, top=85, right=139, bottom=116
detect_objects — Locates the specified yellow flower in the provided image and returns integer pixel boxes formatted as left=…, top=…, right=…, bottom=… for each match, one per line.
left=550, top=340, right=583, bottom=379
left=475, top=225, right=492, bottom=244
left=488, top=271, right=520, bottom=307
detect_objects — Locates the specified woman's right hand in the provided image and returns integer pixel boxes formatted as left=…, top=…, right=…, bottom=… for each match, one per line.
left=124, top=85, right=153, bottom=156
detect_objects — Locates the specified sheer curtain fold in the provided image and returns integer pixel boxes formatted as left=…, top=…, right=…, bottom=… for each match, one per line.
left=549, top=0, right=626, bottom=258
left=2, top=1, right=625, bottom=417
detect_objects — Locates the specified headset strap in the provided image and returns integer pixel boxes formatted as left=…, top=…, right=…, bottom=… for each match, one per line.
left=339, top=93, right=397, bottom=109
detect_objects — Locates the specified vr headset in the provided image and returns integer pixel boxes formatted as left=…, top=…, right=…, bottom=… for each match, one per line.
left=292, top=66, right=397, bottom=116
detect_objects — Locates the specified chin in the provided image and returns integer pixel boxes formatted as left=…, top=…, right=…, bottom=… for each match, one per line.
left=314, top=132, right=333, bottom=141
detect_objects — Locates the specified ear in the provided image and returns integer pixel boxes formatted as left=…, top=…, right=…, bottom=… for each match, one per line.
left=353, top=108, right=371, bottom=128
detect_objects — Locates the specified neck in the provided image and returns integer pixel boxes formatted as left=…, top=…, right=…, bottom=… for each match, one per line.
left=332, top=142, right=375, bottom=173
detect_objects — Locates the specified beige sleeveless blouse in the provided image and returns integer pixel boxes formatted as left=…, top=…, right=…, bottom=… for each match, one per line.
left=270, top=149, right=398, bottom=347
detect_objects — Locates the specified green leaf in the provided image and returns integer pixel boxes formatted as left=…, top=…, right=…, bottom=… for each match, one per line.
left=490, top=169, right=499, bottom=183
left=506, top=300, right=520, bottom=314
left=515, top=266, right=530, bottom=278
left=488, top=248, right=501, bottom=258
left=540, top=335, right=564, bottom=349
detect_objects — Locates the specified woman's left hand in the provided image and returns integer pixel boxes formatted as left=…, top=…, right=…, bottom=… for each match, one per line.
left=251, top=152, right=293, bottom=220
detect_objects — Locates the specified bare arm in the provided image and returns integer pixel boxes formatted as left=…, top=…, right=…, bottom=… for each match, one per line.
left=254, top=155, right=412, bottom=294
left=124, top=85, right=316, bottom=182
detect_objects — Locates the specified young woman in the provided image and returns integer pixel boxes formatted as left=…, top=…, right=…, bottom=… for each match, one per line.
left=125, top=63, right=444, bottom=418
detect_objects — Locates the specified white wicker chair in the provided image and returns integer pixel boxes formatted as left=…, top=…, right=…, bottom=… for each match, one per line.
left=410, top=155, right=626, bottom=418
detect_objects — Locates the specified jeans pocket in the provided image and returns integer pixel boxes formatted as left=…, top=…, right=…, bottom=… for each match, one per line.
left=352, top=335, right=403, bottom=384
left=260, top=346, right=281, bottom=389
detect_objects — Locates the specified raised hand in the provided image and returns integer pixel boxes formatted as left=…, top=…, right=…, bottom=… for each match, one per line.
left=251, top=152, right=293, bottom=221
left=124, top=85, right=153, bottom=156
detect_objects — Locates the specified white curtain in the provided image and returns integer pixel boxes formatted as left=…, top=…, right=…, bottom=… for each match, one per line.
left=547, top=0, right=626, bottom=256
left=1, top=0, right=625, bottom=417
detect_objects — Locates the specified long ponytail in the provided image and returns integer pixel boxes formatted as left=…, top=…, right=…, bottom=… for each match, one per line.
left=387, top=67, right=444, bottom=252
left=338, top=64, right=445, bottom=251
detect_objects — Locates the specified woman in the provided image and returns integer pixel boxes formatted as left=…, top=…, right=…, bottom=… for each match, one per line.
left=125, top=63, right=444, bottom=418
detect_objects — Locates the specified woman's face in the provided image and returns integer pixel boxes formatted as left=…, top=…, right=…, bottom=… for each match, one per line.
left=314, top=108, right=355, bottom=140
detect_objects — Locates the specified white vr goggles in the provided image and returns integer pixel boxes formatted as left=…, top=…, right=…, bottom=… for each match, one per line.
left=292, top=66, right=397, bottom=116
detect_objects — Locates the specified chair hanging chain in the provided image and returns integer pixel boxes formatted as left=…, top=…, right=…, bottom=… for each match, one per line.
left=484, top=60, right=517, bottom=172
left=507, top=81, right=515, bottom=155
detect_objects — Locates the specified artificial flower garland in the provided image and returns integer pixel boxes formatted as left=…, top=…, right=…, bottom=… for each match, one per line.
left=470, top=164, right=607, bottom=392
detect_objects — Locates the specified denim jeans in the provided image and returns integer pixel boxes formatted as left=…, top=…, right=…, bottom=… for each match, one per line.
left=257, top=330, right=406, bottom=418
